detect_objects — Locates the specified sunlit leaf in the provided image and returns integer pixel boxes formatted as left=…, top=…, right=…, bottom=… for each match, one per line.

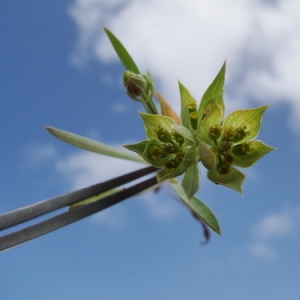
left=178, top=81, right=197, bottom=111
left=198, top=62, right=226, bottom=120
left=178, top=81, right=198, bottom=129
left=222, top=105, right=268, bottom=143
left=233, top=140, right=276, bottom=167
left=123, top=140, right=149, bottom=155
left=207, top=165, right=245, bottom=194
left=140, top=112, right=175, bottom=140
left=197, top=103, right=223, bottom=147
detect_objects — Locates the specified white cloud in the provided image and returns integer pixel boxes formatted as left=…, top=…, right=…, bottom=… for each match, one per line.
left=250, top=243, right=277, bottom=259
left=253, top=211, right=293, bottom=240
left=68, top=0, right=300, bottom=128
left=55, top=149, right=145, bottom=190
left=53, top=146, right=177, bottom=226
left=68, top=0, right=129, bottom=66
left=111, top=101, right=129, bottom=114
left=249, top=207, right=299, bottom=259
left=22, top=137, right=178, bottom=227
left=54, top=149, right=146, bottom=228
left=22, top=143, right=57, bottom=167
left=141, top=188, right=178, bottom=219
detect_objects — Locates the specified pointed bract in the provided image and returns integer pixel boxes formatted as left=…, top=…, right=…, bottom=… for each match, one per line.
left=207, top=165, right=245, bottom=194
left=198, top=61, right=226, bottom=120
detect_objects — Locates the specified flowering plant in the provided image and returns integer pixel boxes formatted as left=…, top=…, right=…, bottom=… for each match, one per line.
left=47, top=28, right=275, bottom=236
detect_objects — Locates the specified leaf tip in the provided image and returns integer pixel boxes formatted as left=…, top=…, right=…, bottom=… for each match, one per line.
left=45, top=126, right=54, bottom=134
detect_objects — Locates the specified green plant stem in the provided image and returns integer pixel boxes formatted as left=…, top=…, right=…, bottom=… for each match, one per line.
left=144, top=97, right=159, bottom=114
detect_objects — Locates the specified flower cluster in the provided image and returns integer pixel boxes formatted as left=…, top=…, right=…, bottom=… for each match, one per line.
left=197, top=103, right=274, bottom=193
left=125, top=113, right=198, bottom=188
left=125, top=62, right=275, bottom=196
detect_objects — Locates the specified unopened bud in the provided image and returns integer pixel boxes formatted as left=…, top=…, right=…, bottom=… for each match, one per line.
left=123, top=71, right=147, bottom=97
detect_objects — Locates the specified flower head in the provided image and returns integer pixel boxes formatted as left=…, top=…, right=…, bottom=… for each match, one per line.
left=196, top=99, right=275, bottom=193
left=125, top=61, right=275, bottom=195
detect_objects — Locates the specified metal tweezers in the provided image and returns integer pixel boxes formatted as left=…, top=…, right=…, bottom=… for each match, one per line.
left=0, top=166, right=158, bottom=252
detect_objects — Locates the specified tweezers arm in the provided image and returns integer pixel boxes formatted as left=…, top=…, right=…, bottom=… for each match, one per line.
left=0, top=176, right=158, bottom=251
left=0, top=166, right=156, bottom=231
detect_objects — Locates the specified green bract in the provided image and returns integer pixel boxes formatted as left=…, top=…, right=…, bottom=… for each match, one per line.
left=47, top=28, right=275, bottom=237
left=197, top=102, right=275, bottom=193
left=124, top=113, right=199, bottom=197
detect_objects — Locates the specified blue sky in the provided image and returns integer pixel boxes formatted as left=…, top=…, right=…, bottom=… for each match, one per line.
left=1, top=0, right=300, bottom=299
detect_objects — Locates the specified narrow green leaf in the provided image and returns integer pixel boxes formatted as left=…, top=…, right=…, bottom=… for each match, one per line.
left=104, top=27, right=139, bottom=73
left=207, top=165, right=246, bottom=194
left=198, top=61, right=226, bottom=120
left=46, top=126, right=146, bottom=163
left=182, top=163, right=200, bottom=199
left=71, top=179, right=162, bottom=209
left=104, top=28, right=158, bottom=115
left=233, top=140, right=276, bottom=168
left=70, top=189, right=120, bottom=209
left=169, top=179, right=221, bottom=234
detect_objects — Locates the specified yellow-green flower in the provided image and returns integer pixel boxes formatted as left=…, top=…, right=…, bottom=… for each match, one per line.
left=125, top=62, right=275, bottom=196
left=197, top=103, right=275, bottom=193
left=124, top=113, right=199, bottom=199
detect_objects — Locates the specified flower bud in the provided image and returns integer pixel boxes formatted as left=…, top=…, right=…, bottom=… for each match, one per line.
left=232, top=126, right=250, bottom=143
left=224, top=126, right=236, bottom=141
left=209, top=124, right=222, bottom=140
left=123, top=71, right=147, bottom=97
